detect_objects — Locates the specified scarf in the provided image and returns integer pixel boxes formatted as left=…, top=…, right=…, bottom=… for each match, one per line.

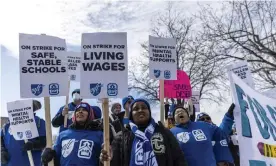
left=129, top=118, right=159, bottom=166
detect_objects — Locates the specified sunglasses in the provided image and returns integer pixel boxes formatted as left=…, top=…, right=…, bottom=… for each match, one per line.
left=199, top=116, right=211, bottom=121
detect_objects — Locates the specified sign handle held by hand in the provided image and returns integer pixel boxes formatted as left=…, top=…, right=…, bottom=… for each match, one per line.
left=64, top=80, right=71, bottom=128
left=102, top=98, right=110, bottom=166
left=24, top=139, right=35, bottom=166
left=160, top=80, right=165, bottom=124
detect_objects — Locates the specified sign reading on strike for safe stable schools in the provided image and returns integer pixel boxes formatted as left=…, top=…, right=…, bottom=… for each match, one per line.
left=19, top=34, right=68, bottom=98
left=81, top=32, right=128, bottom=98
left=230, top=73, right=276, bottom=166
left=149, top=36, right=177, bottom=80
left=67, top=52, right=81, bottom=82
left=7, top=99, right=39, bottom=140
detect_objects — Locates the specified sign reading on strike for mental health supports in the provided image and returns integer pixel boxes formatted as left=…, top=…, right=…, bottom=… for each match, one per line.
left=163, top=70, right=192, bottom=99
left=149, top=36, right=177, bottom=80
left=230, top=73, right=276, bottom=166
left=19, top=34, right=68, bottom=98
left=67, top=52, right=81, bottom=82
left=7, top=99, right=39, bottom=140
left=81, top=32, right=128, bottom=98
left=227, top=61, right=255, bottom=89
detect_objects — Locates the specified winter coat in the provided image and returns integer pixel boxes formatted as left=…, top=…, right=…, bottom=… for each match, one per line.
left=110, top=122, right=188, bottom=166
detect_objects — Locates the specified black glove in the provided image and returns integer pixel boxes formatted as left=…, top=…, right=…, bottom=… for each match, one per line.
left=1, top=150, right=9, bottom=164
left=22, top=141, right=34, bottom=151
left=41, top=148, right=56, bottom=164
left=227, top=103, right=235, bottom=117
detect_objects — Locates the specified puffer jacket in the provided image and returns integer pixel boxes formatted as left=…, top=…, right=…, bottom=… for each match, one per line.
left=110, top=122, right=188, bottom=166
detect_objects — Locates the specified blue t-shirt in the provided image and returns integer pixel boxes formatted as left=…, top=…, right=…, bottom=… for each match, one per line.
left=54, top=129, right=103, bottom=166
left=170, top=121, right=226, bottom=166
left=1, top=116, right=46, bottom=166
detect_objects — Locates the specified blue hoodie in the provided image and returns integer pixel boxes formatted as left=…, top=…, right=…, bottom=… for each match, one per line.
left=54, top=129, right=103, bottom=166
left=213, top=112, right=234, bottom=163
left=170, top=121, right=226, bottom=166
left=1, top=116, right=46, bottom=166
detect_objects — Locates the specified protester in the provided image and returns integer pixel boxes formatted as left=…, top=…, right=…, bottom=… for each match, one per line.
left=52, top=89, right=82, bottom=133
left=100, top=98, right=188, bottom=166
left=196, top=104, right=235, bottom=166
left=42, top=102, right=103, bottom=166
left=1, top=100, right=46, bottom=166
left=170, top=106, right=227, bottom=166
left=166, top=103, right=196, bottom=129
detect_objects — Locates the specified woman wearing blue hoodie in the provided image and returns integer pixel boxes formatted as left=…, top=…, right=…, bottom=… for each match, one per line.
left=170, top=106, right=227, bottom=166
left=42, top=102, right=103, bottom=166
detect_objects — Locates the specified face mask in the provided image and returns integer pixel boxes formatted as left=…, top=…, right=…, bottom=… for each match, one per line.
left=73, top=93, right=81, bottom=100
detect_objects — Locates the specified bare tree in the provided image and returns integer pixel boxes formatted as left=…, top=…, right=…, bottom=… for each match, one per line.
left=199, top=0, right=276, bottom=89
left=130, top=3, right=227, bottom=105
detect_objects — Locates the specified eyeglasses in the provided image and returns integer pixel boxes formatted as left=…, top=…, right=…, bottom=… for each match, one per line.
left=199, top=116, right=211, bottom=121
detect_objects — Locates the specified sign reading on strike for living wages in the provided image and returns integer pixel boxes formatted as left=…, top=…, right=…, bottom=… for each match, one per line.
left=81, top=32, right=128, bottom=98
left=67, top=52, right=81, bottom=82
left=163, top=70, right=192, bottom=99
left=19, top=34, right=68, bottom=98
left=7, top=99, right=39, bottom=140
left=227, top=61, right=255, bottom=89
left=230, top=73, right=276, bottom=166
left=149, top=36, right=177, bottom=80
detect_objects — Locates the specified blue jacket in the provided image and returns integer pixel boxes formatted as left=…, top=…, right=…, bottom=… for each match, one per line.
left=170, top=121, right=226, bottom=166
left=213, top=112, right=234, bottom=163
left=54, top=129, right=103, bottom=166
left=1, top=116, right=46, bottom=166
left=55, top=102, right=78, bottom=133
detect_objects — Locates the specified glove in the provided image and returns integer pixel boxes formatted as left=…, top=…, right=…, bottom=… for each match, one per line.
left=1, top=150, right=9, bottom=164
left=227, top=103, right=235, bottom=117
left=41, top=148, right=56, bottom=164
left=22, top=141, right=34, bottom=151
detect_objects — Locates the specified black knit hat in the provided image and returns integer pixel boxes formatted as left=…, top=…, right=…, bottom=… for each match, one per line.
left=72, top=89, right=80, bottom=97
left=33, top=100, right=42, bottom=111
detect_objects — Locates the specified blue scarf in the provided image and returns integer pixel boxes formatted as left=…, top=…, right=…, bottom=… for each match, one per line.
left=129, top=118, right=159, bottom=166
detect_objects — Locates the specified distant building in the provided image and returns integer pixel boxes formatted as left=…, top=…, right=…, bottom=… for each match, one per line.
left=1, top=117, right=9, bottom=128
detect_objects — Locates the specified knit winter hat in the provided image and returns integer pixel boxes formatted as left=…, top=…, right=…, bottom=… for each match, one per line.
left=196, top=112, right=210, bottom=121
left=72, top=89, right=80, bottom=97
left=72, top=102, right=95, bottom=123
left=111, top=103, right=121, bottom=114
left=129, top=98, right=151, bottom=121
left=33, top=100, right=42, bottom=112
left=122, top=95, right=134, bottom=109
left=91, top=106, right=102, bottom=119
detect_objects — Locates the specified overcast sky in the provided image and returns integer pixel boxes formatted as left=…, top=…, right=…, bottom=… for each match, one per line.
left=0, top=0, right=232, bottom=135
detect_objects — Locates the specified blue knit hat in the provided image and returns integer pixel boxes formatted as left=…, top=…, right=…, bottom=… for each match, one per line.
left=129, top=98, right=151, bottom=121
left=91, top=106, right=102, bottom=119
left=122, top=95, right=134, bottom=109
left=196, top=112, right=210, bottom=121
left=72, top=102, right=94, bottom=123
